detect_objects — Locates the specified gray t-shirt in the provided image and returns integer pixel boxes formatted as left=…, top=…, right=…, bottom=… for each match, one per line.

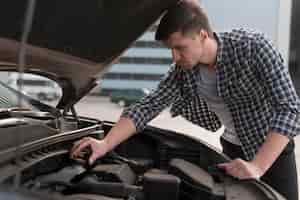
left=197, top=65, right=241, bottom=145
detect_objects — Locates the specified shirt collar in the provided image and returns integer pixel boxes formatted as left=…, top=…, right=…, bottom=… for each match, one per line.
left=214, top=32, right=225, bottom=66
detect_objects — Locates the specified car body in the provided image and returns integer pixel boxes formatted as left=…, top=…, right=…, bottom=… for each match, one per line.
left=7, top=73, right=61, bottom=101
left=110, top=88, right=150, bottom=106
left=0, top=1, right=285, bottom=200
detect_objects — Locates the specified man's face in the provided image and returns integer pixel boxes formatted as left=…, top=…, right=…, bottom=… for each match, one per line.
left=164, top=30, right=205, bottom=70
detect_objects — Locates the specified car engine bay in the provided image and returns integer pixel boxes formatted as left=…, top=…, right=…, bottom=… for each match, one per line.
left=0, top=112, right=280, bottom=200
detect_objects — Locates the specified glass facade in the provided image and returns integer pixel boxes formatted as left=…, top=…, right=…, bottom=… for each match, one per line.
left=102, top=26, right=172, bottom=91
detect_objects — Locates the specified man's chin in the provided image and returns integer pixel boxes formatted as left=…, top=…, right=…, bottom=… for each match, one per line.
left=181, top=64, right=195, bottom=70
left=177, top=62, right=193, bottom=69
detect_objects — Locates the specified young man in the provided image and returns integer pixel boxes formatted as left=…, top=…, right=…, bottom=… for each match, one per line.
left=71, top=1, right=300, bottom=199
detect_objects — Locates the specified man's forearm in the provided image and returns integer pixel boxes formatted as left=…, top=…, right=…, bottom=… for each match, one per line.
left=103, top=117, right=137, bottom=152
left=251, top=132, right=290, bottom=175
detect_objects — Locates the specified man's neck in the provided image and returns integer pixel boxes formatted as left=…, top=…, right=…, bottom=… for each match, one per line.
left=205, top=37, right=218, bottom=69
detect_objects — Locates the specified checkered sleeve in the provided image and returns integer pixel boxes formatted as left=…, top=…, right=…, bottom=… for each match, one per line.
left=253, top=33, right=300, bottom=138
left=121, top=65, right=180, bottom=132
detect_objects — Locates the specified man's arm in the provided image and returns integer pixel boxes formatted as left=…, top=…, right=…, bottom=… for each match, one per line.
left=219, top=32, right=300, bottom=179
left=218, top=132, right=289, bottom=179
left=250, top=132, right=289, bottom=175
left=70, top=65, right=181, bottom=164
left=121, top=65, right=181, bottom=132
left=71, top=117, right=136, bottom=164
left=103, top=117, right=137, bottom=153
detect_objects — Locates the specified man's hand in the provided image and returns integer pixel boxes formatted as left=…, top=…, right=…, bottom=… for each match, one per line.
left=70, top=117, right=137, bottom=166
left=218, top=133, right=290, bottom=180
left=70, top=137, right=110, bottom=165
left=218, top=158, right=264, bottom=180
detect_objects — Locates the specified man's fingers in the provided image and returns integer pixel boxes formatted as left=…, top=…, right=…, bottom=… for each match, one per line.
left=89, top=152, right=99, bottom=165
left=71, top=140, right=91, bottom=158
left=218, top=162, right=241, bottom=178
left=70, top=140, right=82, bottom=154
left=70, top=137, right=92, bottom=155
left=217, top=162, right=234, bottom=171
left=70, top=137, right=109, bottom=165
left=218, top=159, right=257, bottom=179
left=217, top=163, right=227, bottom=169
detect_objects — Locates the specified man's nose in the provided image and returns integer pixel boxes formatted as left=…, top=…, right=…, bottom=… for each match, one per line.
left=171, top=49, right=180, bottom=63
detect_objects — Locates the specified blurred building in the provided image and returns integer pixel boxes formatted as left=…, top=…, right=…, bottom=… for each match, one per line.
left=101, top=0, right=299, bottom=95
left=100, top=25, right=172, bottom=92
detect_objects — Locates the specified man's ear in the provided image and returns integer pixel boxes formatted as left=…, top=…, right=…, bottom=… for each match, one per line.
left=199, top=29, right=208, bottom=41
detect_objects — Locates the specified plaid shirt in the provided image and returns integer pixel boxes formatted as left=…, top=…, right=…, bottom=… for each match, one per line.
left=122, top=28, right=300, bottom=160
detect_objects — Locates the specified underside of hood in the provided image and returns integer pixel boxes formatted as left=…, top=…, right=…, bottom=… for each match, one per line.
left=0, top=0, right=178, bottom=110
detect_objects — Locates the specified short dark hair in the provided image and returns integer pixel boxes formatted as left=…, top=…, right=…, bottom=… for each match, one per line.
left=155, top=1, right=213, bottom=41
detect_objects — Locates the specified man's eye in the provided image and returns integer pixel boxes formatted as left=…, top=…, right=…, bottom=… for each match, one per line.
left=176, top=47, right=184, bottom=51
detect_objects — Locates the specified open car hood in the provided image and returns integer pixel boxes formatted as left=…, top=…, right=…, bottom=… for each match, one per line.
left=0, top=0, right=177, bottom=110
